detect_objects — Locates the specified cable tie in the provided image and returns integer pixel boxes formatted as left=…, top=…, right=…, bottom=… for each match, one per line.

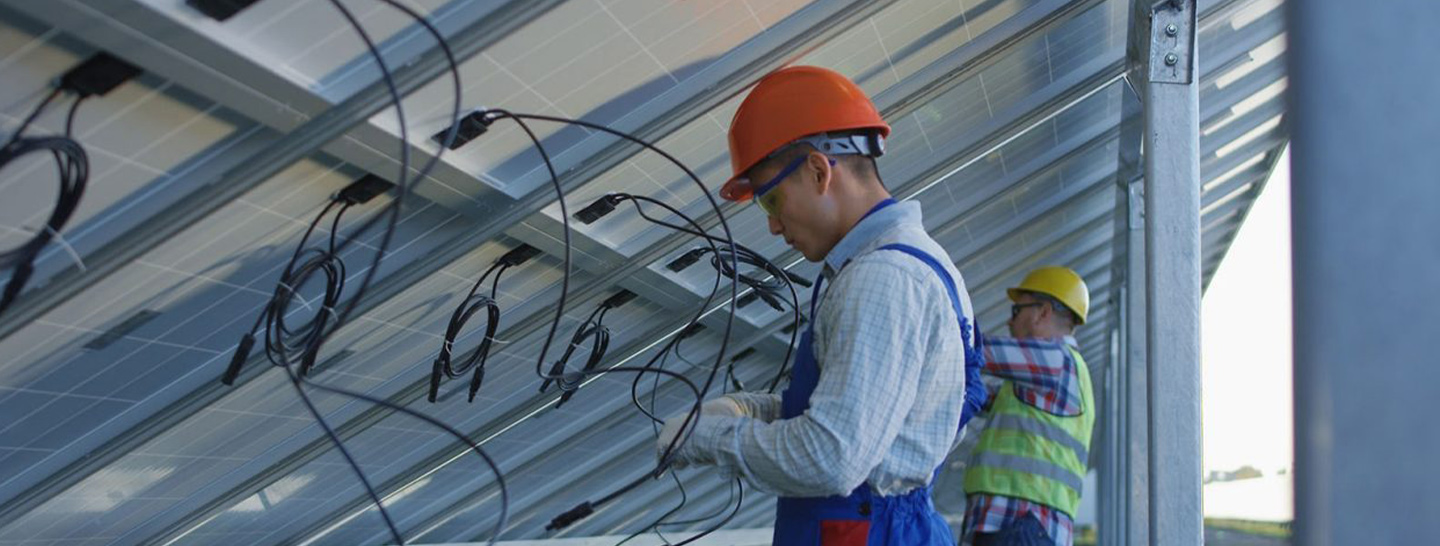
left=42, top=226, right=87, bottom=272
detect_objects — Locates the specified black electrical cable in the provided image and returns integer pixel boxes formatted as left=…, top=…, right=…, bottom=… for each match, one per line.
left=606, top=193, right=803, bottom=393
left=249, top=195, right=402, bottom=544
left=476, top=110, right=740, bottom=534
left=697, top=246, right=801, bottom=394
left=667, top=476, right=744, bottom=546
left=631, top=345, right=746, bottom=546
left=658, top=478, right=739, bottom=528
left=300, top=3, right=513, bottom=545
left=217, top=2, right=509, bottom=545
left=262, top=205, right=349, bottom=378
left=539, top=301, right=613, bottom=409
left=432, top=261, right=506, bottom=403
left=615, top=474, right=740, bottom=546
left=630, top=331, right=746, bottom=545
left=0, top=88, right=89, bottom=318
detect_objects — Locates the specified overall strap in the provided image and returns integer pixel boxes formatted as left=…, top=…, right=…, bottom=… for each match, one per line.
left=876, top=244, right=988, bottom=430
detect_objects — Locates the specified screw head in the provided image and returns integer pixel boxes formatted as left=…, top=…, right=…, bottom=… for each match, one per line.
left=1165, top=23, right=1179, bottom=36
left=1164, top=53, right=1179, bottom=66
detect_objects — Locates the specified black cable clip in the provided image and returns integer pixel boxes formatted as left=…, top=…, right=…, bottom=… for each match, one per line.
left=335, top=174, right=395, bottom=205
left=666, top=248, right=707, bottom=272
left=431, top=108, right=496, bottom=150
left=498, top=243, right=542, bottom=267
left=574, top=193, right=625, bottom=224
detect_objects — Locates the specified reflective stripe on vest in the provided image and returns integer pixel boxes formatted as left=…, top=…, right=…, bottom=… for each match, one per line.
left=970, top=452, right=1085, bottom=492
left=985, top=413, right=1089, bottom=464
left=963, top=346, right=1094, bottom=516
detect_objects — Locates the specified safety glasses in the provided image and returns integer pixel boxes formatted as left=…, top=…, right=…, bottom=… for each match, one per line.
left=749, top=154, right=834, bottom=217
left=1010, top=302, right=1047, bottom=318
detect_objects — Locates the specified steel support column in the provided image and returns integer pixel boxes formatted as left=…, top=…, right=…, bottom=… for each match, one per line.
left=1102, top=80, right=1149, bottom=545
left=1121, top=181, right=1151, bottom=546
left=1288, top=1, right=1440, bottom=544
left=1137, top=1, right=1204, bottom=545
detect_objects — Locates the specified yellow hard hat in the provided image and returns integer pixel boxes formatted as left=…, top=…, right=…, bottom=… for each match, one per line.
left=1007, top=266, right=1090, bottom=324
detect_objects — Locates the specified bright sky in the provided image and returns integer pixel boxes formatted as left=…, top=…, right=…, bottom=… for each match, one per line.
left=1199, top=147, right=1293, bottom=475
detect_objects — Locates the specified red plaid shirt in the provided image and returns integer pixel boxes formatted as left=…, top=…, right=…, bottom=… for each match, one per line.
left=962, top=336, right=1085, bottom=545
left=979, top=335, right=1083, bottom=416
left=962, top=494, right=1075, bottom=546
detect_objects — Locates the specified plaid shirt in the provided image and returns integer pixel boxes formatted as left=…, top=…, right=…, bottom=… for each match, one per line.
left=962, top=494, right=1074, bottom=546
left=980, top=336, right=1083, bottom=416
left=962, top=335, right=1085, bottom=545
left=676, top=201, right=974, bottom=497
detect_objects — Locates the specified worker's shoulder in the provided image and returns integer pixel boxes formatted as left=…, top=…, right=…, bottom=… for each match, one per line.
left=839, top=241, right=952, bottom=294
left=858, top=229, right=960, bottom=279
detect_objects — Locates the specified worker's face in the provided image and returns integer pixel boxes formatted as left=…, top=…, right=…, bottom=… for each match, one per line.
left=1008, top=292, right=1047, bottom=338
left=749, top=151, right=838, bottom=262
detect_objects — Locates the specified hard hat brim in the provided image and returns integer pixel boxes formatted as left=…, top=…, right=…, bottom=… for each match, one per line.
left=720, top=176, right=753, bottom=202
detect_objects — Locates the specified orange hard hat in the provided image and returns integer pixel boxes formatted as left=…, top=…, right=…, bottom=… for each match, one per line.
left=720, top=66, right=890, bottom=202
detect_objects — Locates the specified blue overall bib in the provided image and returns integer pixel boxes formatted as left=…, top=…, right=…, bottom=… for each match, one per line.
left=771, top=200, right=986, bottom=545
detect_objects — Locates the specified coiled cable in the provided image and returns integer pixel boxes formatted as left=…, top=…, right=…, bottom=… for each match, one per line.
left=0, top=89, right=89, bottom=317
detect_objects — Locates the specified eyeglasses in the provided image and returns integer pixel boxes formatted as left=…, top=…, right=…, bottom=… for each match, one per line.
left=750, top=155, right=836, bottom=217
left=1010, top=302, right=1047, bottom=318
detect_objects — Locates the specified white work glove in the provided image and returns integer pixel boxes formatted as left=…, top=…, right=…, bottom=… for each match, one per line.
left=656, top=396, right=746, bottom=465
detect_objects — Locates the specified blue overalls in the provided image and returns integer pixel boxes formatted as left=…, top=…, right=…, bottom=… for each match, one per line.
left=772, top=199, right=987, bottom=545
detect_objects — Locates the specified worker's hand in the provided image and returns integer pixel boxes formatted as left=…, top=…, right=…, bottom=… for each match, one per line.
left=655, top=396, right=747, bottom=466
left=701, top=395, right=745, bottom=418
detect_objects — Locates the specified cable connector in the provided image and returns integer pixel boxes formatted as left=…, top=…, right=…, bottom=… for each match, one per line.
left=427, top=358, right=443, bottom=403
left=467, top=364, right=485, bottom=403
left=430, top=109, right=494, bottom=150
left=547, top=501, right=594, bottom=531
left=783, top=269, right=814, bottom=288
left=498, top=244, right=542, bottom=267
left=756, top=289, right=786, bottom=312
left=666, top=248, right=707, bottom=272
left=60, top=53, right=142, bottom=98
left=336, top=174, right=395, bottom=205
left=221, top=333, right=255, bottom=386
left=573, top=194, right=624, bottom=224
left=601, top=289, right=637, bottom=310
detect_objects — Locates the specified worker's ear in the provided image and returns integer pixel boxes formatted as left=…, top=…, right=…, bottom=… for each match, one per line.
left=806, top=151, right=832, bottom=195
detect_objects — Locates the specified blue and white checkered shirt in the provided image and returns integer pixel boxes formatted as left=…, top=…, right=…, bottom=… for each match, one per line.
left=677, top=201, right=975, bottom=497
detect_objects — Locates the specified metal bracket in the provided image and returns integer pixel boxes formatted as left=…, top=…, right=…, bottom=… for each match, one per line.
left=1128, top=179, right=1146, bottom=230
left=1148, top=1, right=1195, bottom=84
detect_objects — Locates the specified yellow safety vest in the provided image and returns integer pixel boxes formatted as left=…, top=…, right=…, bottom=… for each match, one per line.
left=963, top=346, right=1094, bottom=516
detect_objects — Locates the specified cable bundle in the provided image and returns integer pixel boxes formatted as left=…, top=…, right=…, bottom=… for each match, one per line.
left=213, top=2, right=510, bottom=545
left=258, top=200, right=351, bottom=377
left=0, top=89, right=89, bottom=317
left=540, top=289, right=638, bottom=409
left=430, top=244, right=541, bottom=403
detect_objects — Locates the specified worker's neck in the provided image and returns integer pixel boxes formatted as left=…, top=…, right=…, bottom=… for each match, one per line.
left=837, top=184, right=893, bottom=233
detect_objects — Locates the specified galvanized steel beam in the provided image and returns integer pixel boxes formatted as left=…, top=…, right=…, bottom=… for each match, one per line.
left=1137, top=1, right=1204, bottom=544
